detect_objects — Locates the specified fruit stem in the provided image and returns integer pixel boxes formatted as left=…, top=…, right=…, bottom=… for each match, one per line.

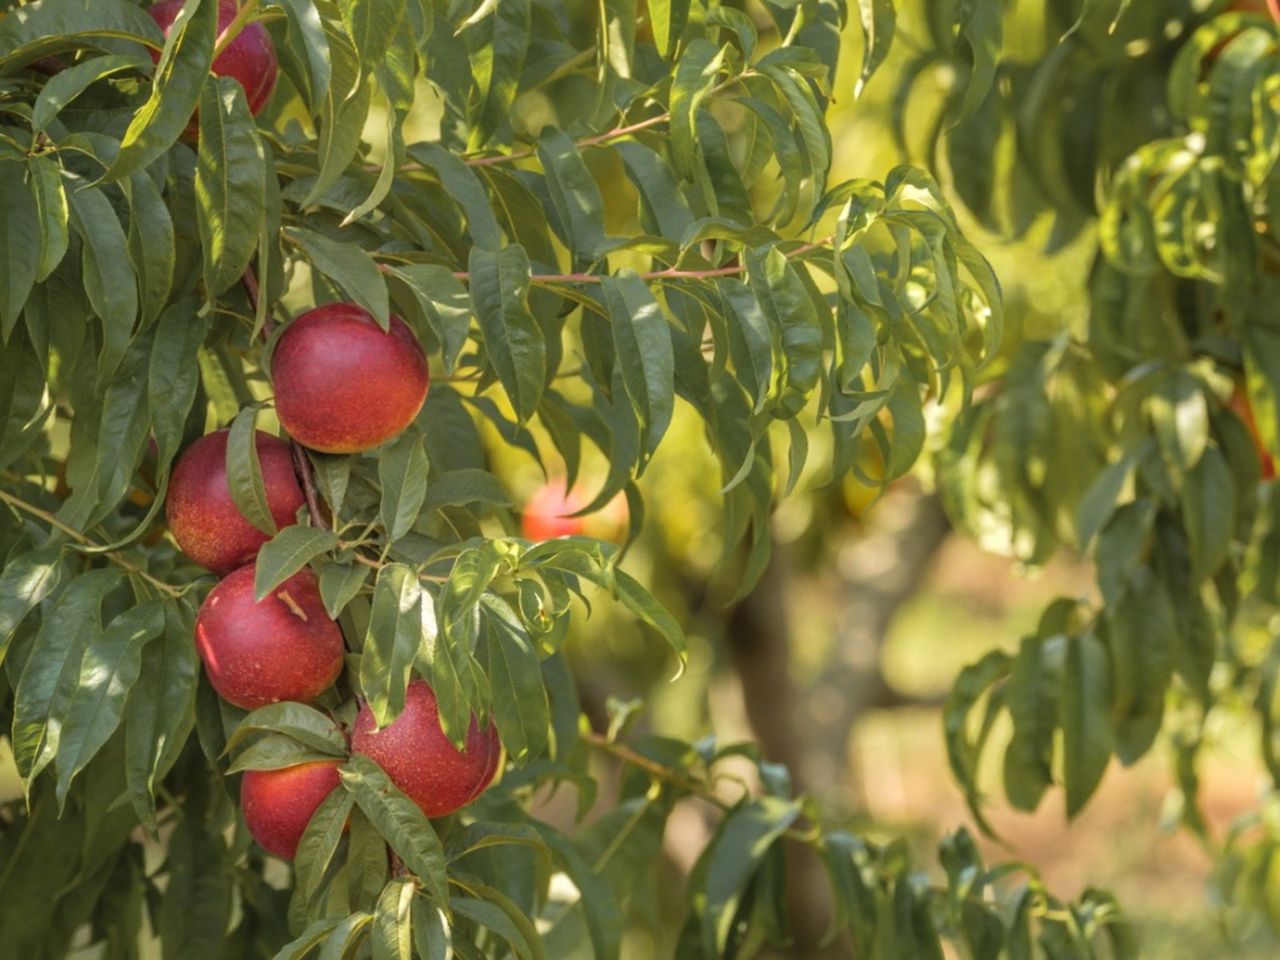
left=214, top=0, right=261, bottom=61
left=0, top=488, right=186, bottom=598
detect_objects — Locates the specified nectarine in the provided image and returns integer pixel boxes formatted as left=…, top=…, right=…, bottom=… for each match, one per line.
left=241, top=759, right=343, bottom=860
left=521, top=479, right=628, bottom=542
left=166, top=429, right=305, bottom=574
left=195, top=565, right=345, bottom=709
left=272, top=304, right=429, bottom=454
left=351, top=680, right=500, bottom=819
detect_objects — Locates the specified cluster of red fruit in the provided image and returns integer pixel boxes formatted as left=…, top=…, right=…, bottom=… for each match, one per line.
left=165, top=301, right=499, bottom=860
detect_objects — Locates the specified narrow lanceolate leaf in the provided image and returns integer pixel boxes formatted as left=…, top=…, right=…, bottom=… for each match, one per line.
left=405, top=142, right=502, bottom=251
left=669, top=39, right=726, bottom=182
left=255, top=527, right=339, bottom=600
left=0, top=160, right=39, bottom=339
left=55, top=600, right=165, bottom=807
left=0, top=548, right=64, bottom=666
left=285, top=226, right=389, bottom=328
left=293, top=788, right=356, bottom=910
left=1061, top=632, right=1113, bottom=819
left=103, top=0, right=219, bottom=182
left=1181, top=446, right=1235, bottom=583
left=702, top=797, right=801, bottom=955
left=160, top=818, right=231, bottom=960
left=601, top=271, right=675, bottom=459
left=536, top=126, right=607, bottom=262
left=125, top=169, right=176, bottom=325
left=339, top=755, right=450, bottom=905
left=855, top=0, right=896, bottom=97
left=1107, top=569, right=1175, bottom=765
left=225, top=701, right=349, bottom=757
left=360, top=563, right=424, bottom=727
left=411, top=900, right=452, bottom=960
left=745, top=246, right=822, bottom=419
left=467, top=245, right=545, bottom=422
left=31, top=52, right=149, bottom=132
left=378, top=433, right=429, bottom=543
left=148, top=298, right=207, bottom=468
left=339, top=0, right=406, bottom=65
left=371, top=880, right=415, bottom=960
left=318, top=560, right=371, bottom=619
left=317, top=913, right=374, bottom=960
left=649, top=0, right=691, bottom=56
left=12, top=568, right=122, bottom=786
left=388, top=264, right=472, bottom=373
left=125, top=603, right=199, bottom=832
left=302, top=22, right=370, bottom=205
left=196, top=77, right=266, bottom=297
left=226, top=405, right=277, bottom=536
left=479, top=597, right=549, bottom=764
left=275, top=0, right=331, bottom=108
left=27, top=156, right=69, bottom=283
left=0, top=0, right=163, bottom=73
left=67, top=181, right=138, bottom=383
left=464, top=0, right=530, bottom=149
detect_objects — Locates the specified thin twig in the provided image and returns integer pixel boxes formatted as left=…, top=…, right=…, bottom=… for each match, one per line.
left=291, top=443, right=330, bottom=532
left=0, top=488, right=185, bottom=598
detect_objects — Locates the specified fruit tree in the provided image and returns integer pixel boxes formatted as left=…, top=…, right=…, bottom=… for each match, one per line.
left=0, top=0, right=1201, bottom=957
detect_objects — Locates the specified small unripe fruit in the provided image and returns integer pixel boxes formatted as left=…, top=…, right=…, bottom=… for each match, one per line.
left=272, top=304, right=430, bottom=454
left=147, top=0, right=278, bottom=118
left=195, top=565, right=344, bottom=710
left=521, top=480, right=628, bottom=542
left=166, top=429, right=305, bottom=574
left=241, top=759, right=343, bottom=860
left=351, top=681, right=501, bottom=818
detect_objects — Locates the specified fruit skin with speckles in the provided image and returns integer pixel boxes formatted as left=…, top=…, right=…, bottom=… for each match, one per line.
left=195, top=565, right=344, bottom=709
left=165, top=429, right=305, bottom=575
left=147, top=0, right=278, bottom=124
left=520, top=479, right=627, bottom=542
left=272, top=304, right=430, bottom=454
left=351, top=680, right=501, bottom=818
left=241, top=759, right=343, bottom=860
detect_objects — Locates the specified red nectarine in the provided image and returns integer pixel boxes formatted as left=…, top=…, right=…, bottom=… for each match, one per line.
left=147, top=0, right=277, bottom=117
left=166, top=429, right=305, bottom=574
left=195, top=565, right=345, bottom=709
left=241, top=759, right=343, bottom=860
left=521, top=479, right=628, bottom=542
left=351, top=680, right=501, bottom=819
left=272, top=304, right=430, bottom=454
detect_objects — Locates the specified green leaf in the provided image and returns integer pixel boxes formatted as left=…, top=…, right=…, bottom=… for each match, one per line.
left=0, top=0, right=162, bottom=73
left=285, top=226, right=390, bottom=328
left=464, top=0, right=530, bottom=149
left=613, top=141, right=695, bottom=239
left=255, top=527, right=339, bottom=600
left=532, top=822, right=622, bottom=960
left=31, top=52, right=149, bottom=132
left=536, top=126, right=607, bottom=262
left=406, top=142, right=502, bottom=251
left=26, top=156, right=69, bottom=284
left=1180, top=446, right=1235, bottom=583
left=1060, top=632, right=1113, bottom=818
left=423, top=469, right=510, bottom=512
left=360, top=563, right=423, bottom=727
left=292, top=787, right=356, bottom=911
left=411, top=899, right=451, bottom=960
left=479, top=597, right=549, bottom=764
left=55, top=600, right=165, bottom=807
left=160, top=818, right=231, bottom=960
left=196, top=76, right=266, bottom=297
left=103, top=0, right=219, bottom=182
left=669, top=39, right=727, bottom=184
left=274, top=0, right=331, bottom=108
left=468, top=245, right=545, bottom=422
left=319, top=560, right=371, bottom=619
left=450, top=894, right=540, bottom=960
left=854, top=0, right=896, bottom=97
left=649, top=0, right=691, bottom=56
left=316, top=912, right=374, bottom=960
left=1106, top=568, right=1174, bottom=765
left=339, top=755, right=450, bottom=905
left=124, top=169, right=177, bottom=326
left=148, top=297, right=208, bottom=472
left=0, top=161, right=37, bottom=339
left=744, top=246, right=822, bottom=418
left=228, top=733, right=337, bottom=773
left=12, top=568, right=122, bottom=786
left=226, top=405, right=278, bottom=536
left=388, top=264, right=472, bottom=374
left=0, top=548, right=64, bottom=666
left=125, top=603, right=198, bottom=832
left=702, top=797, right=800, bottom=955
left=300, top=22, right=370, bottom=206
left=371, top=880, right=415, bottom=960
left=601, top=271, right=675, bottom=459
left=379, top=433, right=429, bottom=542
left=67, top=181, right=137, bottom=383
left=272, top=918, right=346, bottom=960
left=225, top=701, right=349, bottom=758
left=339, top=0, right=407, bottom=65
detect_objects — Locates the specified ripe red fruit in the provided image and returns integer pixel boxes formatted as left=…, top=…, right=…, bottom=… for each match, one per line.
left=1230, top=385, right=1277, bottom=480
left=147, top=0, right=278, bottom=118
left=241, top=759, right=343, bottom=860
left=351, top=681, right=501, bottom=819
left=166, top=429, right=305, bottom=574
left=520, top=480, right=628, bottom=542
left=195, top=565, right=345, bottom=710
left=272, top=304, right=430, bottom=454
